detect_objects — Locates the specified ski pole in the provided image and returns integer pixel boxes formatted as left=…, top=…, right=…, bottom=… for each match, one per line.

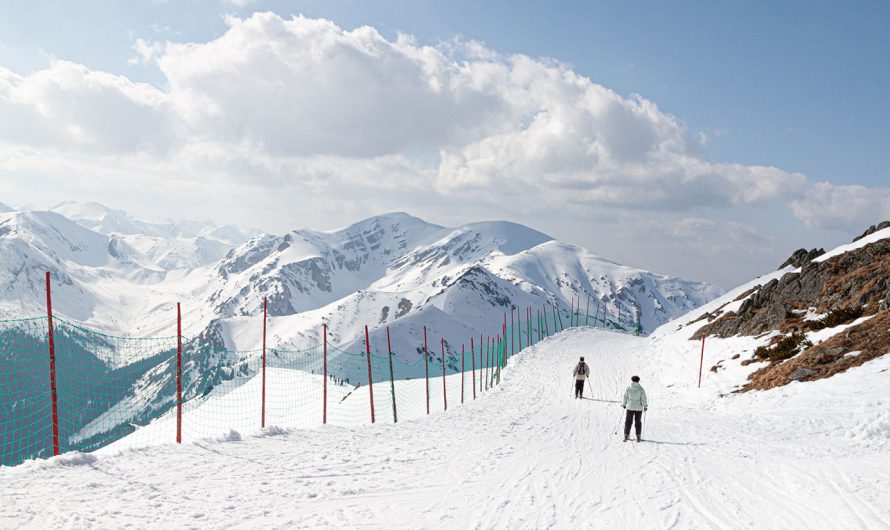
left=642, top=410, right=646, bottom=440
left=586, top=379, right=594, bottom=400
left=612, top=409, right=625, bottom=435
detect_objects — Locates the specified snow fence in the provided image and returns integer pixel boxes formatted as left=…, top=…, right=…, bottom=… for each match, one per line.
left=1, top=277, right=637, bottom=467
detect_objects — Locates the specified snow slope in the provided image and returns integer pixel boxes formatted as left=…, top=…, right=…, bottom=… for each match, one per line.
left=3, top=327, right=887, bottom=528
left=813, top=225, right=890, bottom=263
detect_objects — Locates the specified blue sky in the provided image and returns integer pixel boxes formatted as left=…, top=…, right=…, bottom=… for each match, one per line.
left=0, top=1, right=887, bottom=287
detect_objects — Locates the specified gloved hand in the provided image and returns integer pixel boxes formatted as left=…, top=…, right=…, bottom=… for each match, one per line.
left=621, top=405, right=625, bottom=409
left=644, top=407, right=648, bottom=412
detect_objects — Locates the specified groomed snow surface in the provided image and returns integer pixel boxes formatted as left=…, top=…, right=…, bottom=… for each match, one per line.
left=3, top=328, right=889, bottom=529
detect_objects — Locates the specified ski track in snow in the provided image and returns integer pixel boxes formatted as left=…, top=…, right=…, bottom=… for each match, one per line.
left=2, top=329, right=889, bottom=529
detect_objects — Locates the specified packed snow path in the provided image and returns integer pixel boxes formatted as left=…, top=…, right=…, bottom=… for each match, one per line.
left=3, top=328, right=889, bottom=528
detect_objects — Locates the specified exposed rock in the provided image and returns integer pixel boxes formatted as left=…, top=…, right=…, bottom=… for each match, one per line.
left=852, top=220, right=890, bottom=242
left=694, top=238, right=889, bottom=340
left=804, top=347, right=844, bottom=365
left=779, top=248, right=825, bottom=269
left=395, top=298, right=413, bottom=318
left=789, top=366, right=817, bottom=382
left=880, top=291, right=890, bottom=312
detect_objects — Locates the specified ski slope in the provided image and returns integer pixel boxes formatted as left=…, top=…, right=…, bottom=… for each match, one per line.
left=3, top=328, right=889, bottom=528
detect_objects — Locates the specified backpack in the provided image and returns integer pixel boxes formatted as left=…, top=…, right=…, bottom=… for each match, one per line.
left=577, top=362, right=587, bottom=375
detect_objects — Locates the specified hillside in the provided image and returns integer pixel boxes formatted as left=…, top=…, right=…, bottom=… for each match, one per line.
left=669, top=221, right=890, bottom=393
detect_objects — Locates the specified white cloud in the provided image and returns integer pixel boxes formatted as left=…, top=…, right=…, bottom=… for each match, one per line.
left=791, top=182, right=890, bottom=230
left=0, top=13, right=815, bottom=211
left=0, top=61, right=170, bottom=154
left=0, top=10, right=885, bottom=274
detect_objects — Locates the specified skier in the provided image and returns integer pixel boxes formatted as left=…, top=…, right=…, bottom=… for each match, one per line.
left=622, top=375, right=648, bottom=442
left=572, top=356, right=589, bottom=399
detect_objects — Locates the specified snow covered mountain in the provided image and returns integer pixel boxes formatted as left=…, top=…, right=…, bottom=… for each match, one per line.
left=184, top=212, right=722, bottom=360
left=0, top=202, right=722, bottom=463
left=0, top=204, right=722, bottom=342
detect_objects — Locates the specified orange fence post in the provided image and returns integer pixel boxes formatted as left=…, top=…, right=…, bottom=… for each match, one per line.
left=387, top=326, right=397, bottom=423
left=460, top=344, right=465, bottom=404
left=44, top=272, right=60, bottom=456
left=471, top=337, right=476, bottom=400
left=424, top=326, right=430, bottom=415
left=698, top=336, right=706, bottom=389
left=441, top=337, right=447, bottom=411
left=176, top=302, right=182, bottom=443
left=365, top=325, right=375, bottom=424
left=323, top=323, right=327, bottom=425
left=261, top=297, right=267, bottom=428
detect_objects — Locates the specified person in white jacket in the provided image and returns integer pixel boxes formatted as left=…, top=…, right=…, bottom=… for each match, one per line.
left=622, top=375, right=648, bottom=442
left=572, top=357, right=589, bottom=399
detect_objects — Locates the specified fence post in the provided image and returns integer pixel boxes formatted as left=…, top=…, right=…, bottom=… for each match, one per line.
left=516, top=308, right=522, bottom=351
left=441, top=337, right=447, bottom=411
left=527, top=307, right=532, bottom=346
left=594, top=302, right=600, bottom=328
left=461, top=344, right=465, bottom=404
left=502, top=323, right=507, bottom=368
left=494, top=335, right=500, bottom=385
left=503, top=313, right=507, bottom=357
left=510, top=308, right=522, bottom=357
left=323, top=323, right=327, bottom=425
left=574, top=297, right=579, bottom=327
left=261, top=297, right=267, bottom=428
left=492, top=336, right=497, bottom=384
left=494, top=335, right=499, bottom=383
left=479, top=333, right=483, bottom=393
left=364, top=325, right=375, bottom=424
left=44, top=272, right=60, bottom=457
left=471, top=337, right=476, bottom=400
left=498, top=330, right=503, bottom=384
left=570, top=297, right=575, bottom=327
left=698, top=336, right=706, bottom=388
left=542, top=306, right=549, bottom=336
left=585, top=295, right=590, bottom=326
left=176, top=302, right=182, bottom=444
left=387, top=326, right=397, bottom=423
left=554, top=303, right=563, bottom=331
left=424, top=326, right=429, bottom=415
left=484, top=335, right=489, bottom=391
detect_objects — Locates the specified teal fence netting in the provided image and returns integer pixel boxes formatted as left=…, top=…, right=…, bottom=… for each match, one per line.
left=1, top=299, right=637, bottom=466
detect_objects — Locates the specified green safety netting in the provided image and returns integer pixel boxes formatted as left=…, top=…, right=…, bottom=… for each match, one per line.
left=1, top=302, right=639, bottom=466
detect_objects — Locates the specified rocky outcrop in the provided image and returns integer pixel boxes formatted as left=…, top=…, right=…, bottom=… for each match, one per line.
left=693, top=237, right=890, bottom=340
left=693, top=225, right=890, bottom=392
left=853, top=220, right=890, bottom=242
left=743, top=311, right=890, bottom=390
left=779, top=248, right=824, bottom=269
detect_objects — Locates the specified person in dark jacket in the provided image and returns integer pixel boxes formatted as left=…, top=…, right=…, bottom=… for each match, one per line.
left=622, top=375, right=648, bottom=442
left=572, top=357, right=589, bottom=399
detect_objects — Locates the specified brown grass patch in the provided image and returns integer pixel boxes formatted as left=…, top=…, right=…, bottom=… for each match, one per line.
left=742, top=310, right=890, bottom=391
